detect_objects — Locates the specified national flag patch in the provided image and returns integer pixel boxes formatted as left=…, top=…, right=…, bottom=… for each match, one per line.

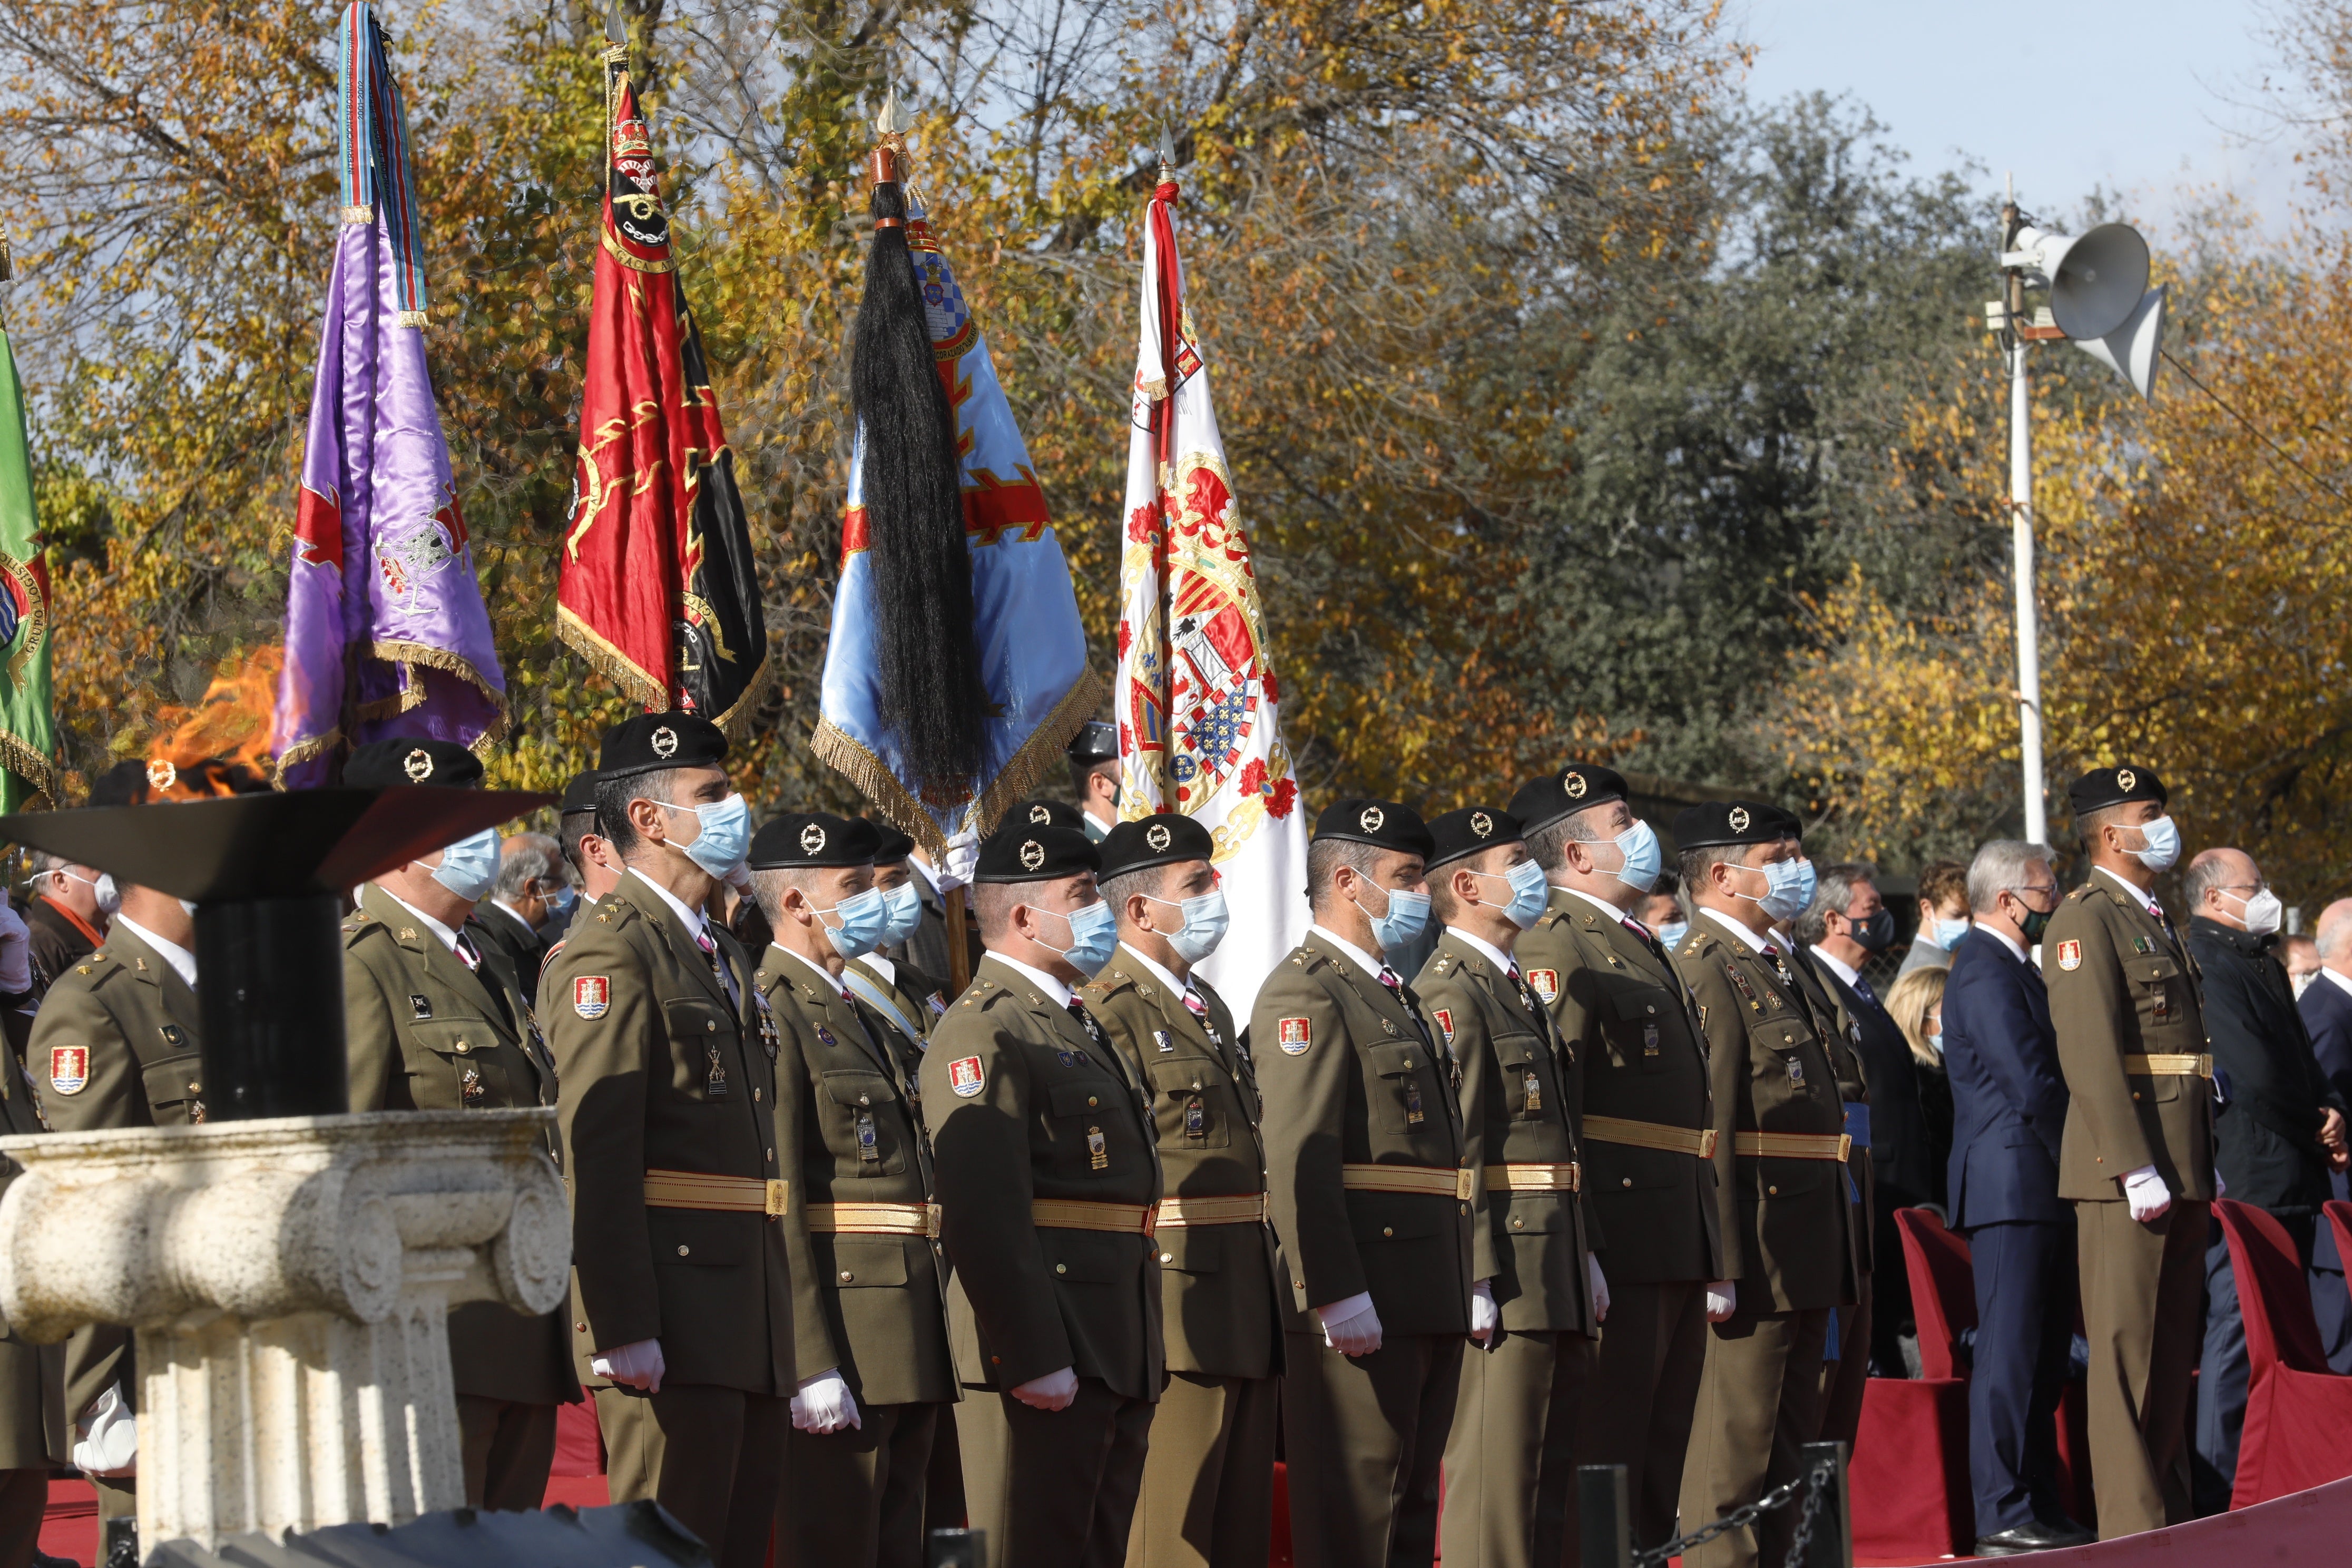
left=573, top=975, right=611, bottom=1019
left=48, top=1046, right=88, bottom=1096
left=1278, top=1017, right=1311, bottom=1054
left=2056, top=940, right=2082, bottom=972
left=1526, top=968, right=1559, bottom=1002
left=948, top=1055, right=986, bottom=1097
left=1432, top=1008, right=1455, bottom=1045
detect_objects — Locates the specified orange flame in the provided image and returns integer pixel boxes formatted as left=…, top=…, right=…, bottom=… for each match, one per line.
left=143, top=646, right=283, bottom=800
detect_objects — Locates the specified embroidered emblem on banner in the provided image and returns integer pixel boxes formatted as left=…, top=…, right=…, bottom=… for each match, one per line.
left=1526, top=968, right=1559, bottom=1002
left=1278, top=1016, right=1311, bottom=1054
left=948, top=1055, right=986, bottom=1097
left=48, top=1046, right=88, bottom=1095
left=2056, top=939, right=2082, bottom=972
left=574, top=975, right=611, bottom=1018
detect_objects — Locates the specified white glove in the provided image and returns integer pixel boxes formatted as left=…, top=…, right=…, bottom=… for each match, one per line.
left=2214, top=1168, right=2228, bottom=1198
left=723, top=861, right=755, bottom=894
left=1588, top=1255, right=1611, bottom=1324
left=1704, top=1279, right=1737, bottom=1322
left=73, top=1384, right=136, bottom=1477
left=2123, top=1164, right=2171, bottom=1223
left=791, top=1368, right=862, bottom=1433
left=1468, top=1280, right=1499, bottom=1345
left=591, top=1337, right=667, bottom=1393
left=0, top=891, right=31, bottom=994
left=938, top=825, right=981, bottom=893
left=1010, top=1366, right=1078, bottom=1410
left=1317, top=1291, right=1384, bottom=1357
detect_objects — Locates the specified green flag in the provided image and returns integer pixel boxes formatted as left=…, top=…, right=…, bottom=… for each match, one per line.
left=0, top=307, right=55, bottom=811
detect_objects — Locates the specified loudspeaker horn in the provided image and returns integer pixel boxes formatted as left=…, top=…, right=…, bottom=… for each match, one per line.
left=2045, top=223, right=2150, bottom=341
left=2072, top=284, right=2165, bottom=401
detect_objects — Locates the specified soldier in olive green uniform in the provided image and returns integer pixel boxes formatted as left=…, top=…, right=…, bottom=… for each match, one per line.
left=1252, top=800, right=1473, bottom=1568
left=2045, top=767, right=2215, bottom=1538
left=920, top=822, right=1162, bottom=1568
left=337, top=738, right=579, bottom=1512
left=1416, top=808, right=1601, bottom=1568
left=1508, top=766, right=1720, bottom=1554
left=1082, top=816, right=1282, bottom=1568
left=540, top=714, right=794, bottom=1568
left=1670, top=802, right=1858, bottom=1568
left=0, top=903, right=60, bottom=1568
left=746, top=812, right=956, bottom=1568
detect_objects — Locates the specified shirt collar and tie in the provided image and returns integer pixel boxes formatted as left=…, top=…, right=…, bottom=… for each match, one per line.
left=1117, top=940, right=1221, bottom=1037
left=777, top=942, right=857, bottom=1008
left=376, top=888, right=482, bottom=971
left=627, top=868, right=737, bottom=1007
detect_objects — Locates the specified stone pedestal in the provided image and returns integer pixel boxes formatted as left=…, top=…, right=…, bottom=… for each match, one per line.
left=0, top=1110, right=567, bottom=1549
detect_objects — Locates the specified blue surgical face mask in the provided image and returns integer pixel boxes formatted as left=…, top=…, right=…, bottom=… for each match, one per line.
left=1931, top=916, right=1972, bottom=950
left=656, top=793, right=751, bottom=879
left=815, top=885, right=890, bottom=961
left=544, top=884, right=578, bottom=919
left=1605, top=821, right=1664, bottom=894
left=1737, top=856, right=1814, bottom=924
left=2129, top=815, right=2181, bottom=873
left=1655, top=919, right=1689, bottom=950
left=430, top=828, right=501, bottom=903
left=1354, top=879, right=1432, bottom=953
left=1145, top=888, right=1230, bottom=965
left=877, top=881, right=924, bottom=947
left=1470, top=858, right=1551, bottom=931
left=1034, top=898, right=1119, bottom=976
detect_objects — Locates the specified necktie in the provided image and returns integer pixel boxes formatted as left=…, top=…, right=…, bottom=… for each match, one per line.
left=1180, top=988, right=1211, bottom=1028
left=1507, top=966, right=1555, bottom=1044
left=1378, top=965, right=1443, bottom=1060
left=454, top=933, right=481, bottom=973
left=1854, top=976, right=1878, bottom=1008
left=695, top=927, right=737, bottom=1009
left=1066, top=998, right=1106, bottom=1056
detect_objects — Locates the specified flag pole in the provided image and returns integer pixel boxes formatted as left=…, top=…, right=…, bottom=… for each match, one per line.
left=946, top=887, right=970, bottom=993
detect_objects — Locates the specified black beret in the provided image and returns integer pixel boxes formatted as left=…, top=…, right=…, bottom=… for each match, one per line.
left=1509, top=765, right=1628, bottom=837
left=1010, top=799, right=1086, bottom=832
left=342, top=738, right=483, bottom=790
left=94, top=756, right=271, bottom=806
left=1312, top=798, right=1434, bottom=858
left=560, top=771, right=603, bottom=816
left=974, top=822, right=1099, bottom=884
left=598, top=711, right=728, bottom=779
left=2068, top=765, right=2167, bottom=817
left=1067, top=720, right=1118, bottom=765
left=1099, top=814, right=1214, bottom=879
left=1426, top=807, right=1524, bottom=870
left=748, top=811, right=875, bottom=870
left=1672, top=801, right=1783, bottom=850
left=1758, top=803, right=1803, bottom=840
left=865, top=820, right=916, bottom=862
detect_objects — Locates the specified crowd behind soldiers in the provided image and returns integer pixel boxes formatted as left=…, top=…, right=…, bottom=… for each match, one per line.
left=0, top=724, right=2340, bottom=1568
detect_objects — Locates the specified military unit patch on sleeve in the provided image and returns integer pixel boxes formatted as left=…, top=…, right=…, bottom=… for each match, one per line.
left=573, top=975, right=611, bottom=1019
left=948, top=1054, right=986, bottom=1097
left=1278, top=1017, right=1312, bottom=1054
left=1432, top=1008, right=1455, bottom=1045
left=49, top=1046, right=89, bottom=1096
left=2056, top=940, right=2082, bottom=972
left=1526, top=969, right=1559, bottom=1002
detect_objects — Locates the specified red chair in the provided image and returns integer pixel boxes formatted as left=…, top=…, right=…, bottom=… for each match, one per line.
left=2213, top=1198, right=2352, bottom=1508
left=2325, top=1199, right=2352, bottom=1310
left=1842, top=1210, right=1972, bottom=1557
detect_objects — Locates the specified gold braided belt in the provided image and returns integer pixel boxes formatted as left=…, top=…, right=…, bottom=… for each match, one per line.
left=2123, top=1053, right=2213, bottom=1078
left=1154, top=1193, right=1270, bottom=1228
left=1485, top=1162, right=1582, bottom=1193
left=1030, top=1199, right=1158, bottom=1235
left=1730, top=1131, right=1853, bottom=1161
left=1340, top=1163, right=1478, bottom=1201
left=1582, top=1116, right=1719, bottom=1159
left=643, top=1170, right=790, bottom=1216
left=806, top=1201, right=943, bottom=1238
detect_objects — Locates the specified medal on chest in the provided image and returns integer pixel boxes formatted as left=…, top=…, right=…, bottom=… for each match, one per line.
left=1087, top=1125, right=1109, bottom=1170
left=1523, top=1070, right=1543, bottom=1113
left=460, top=1065, right=485, bottom=1108
left=1153, top=1028, right=1174, bottom=1053
left=857, top=1110, right=879, bottom=1163
left=1404, top=1079, right=1426, bottom=1126
left=705, top=1046, right=730, bottom=1099
left=1728, top=965, right=1761, bottom=1013
left=1185, top=1094, right=1207, bottom=1140
left=1643, top=1022, right=1661, bottom=1057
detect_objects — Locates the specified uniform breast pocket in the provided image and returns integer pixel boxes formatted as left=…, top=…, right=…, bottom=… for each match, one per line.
left=1367, top=1040, right=1437, bottom=1135
left=1602, top=986, right=1677, bottom=1071
left=2129, top=956, right=2184, bottom=1037
left=1144, top=1058, right=1235, bottom=1149
left=663, top=997, right=738, bottom=1102
left=407, top=1020, right=510, bottom=1109
left=1047, top=1078, right=1131, bottom=1178
left=1749, top=1022, right=1820, bottom=1110
left=138, top=1052, right=205, bottom=1121
left=820, top=1071, right=907, bottom=1174
left=1492, top=1034, right=1553, bottom=1121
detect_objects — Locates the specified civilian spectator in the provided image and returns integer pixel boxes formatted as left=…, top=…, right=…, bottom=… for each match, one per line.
left=473, top=832, right=573, bottom=1007
left=1898, top=860, right=1972, bottom=979
left=1887, top=966, right=1953, bottom=1211
left=1941, top=840, right=2090, bottom=1556
left=2184, top=847, right=2350, bottom=1513
left=23, top=850, right=110, bottom=993
left=2282, top=933, right=2322, bottom=999
left=2299, top=898, right=2352, bottom=1370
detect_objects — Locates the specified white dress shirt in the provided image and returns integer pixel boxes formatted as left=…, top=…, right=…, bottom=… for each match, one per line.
left=113, top=915, right=198, bottom=989
left=1700, top=905, right=1773, bottom=954
left=1309, top=924, right=1389, bottom=979
left=989, top=952, right=1075, bottom=1011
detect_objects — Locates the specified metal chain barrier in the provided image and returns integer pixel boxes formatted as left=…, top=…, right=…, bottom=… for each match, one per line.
left=1630, top=1454, right=1837, bottom=1568
left=1779, top=1456, right=1838, bottom=1567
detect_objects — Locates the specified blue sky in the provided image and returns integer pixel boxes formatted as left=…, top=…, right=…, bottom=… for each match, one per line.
left=1736, top=1, right=2310, bottom=242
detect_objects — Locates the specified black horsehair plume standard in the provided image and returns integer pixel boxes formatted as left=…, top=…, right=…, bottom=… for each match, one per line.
left=852, top=106, right=987, bottom=800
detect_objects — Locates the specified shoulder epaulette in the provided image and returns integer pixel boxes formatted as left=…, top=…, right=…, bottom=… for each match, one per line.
left=1290, top=946, right=1330, bottom=974
left=1430, top=953, right=1455, bottom=976
left=959, top=976, right=999, bottom=1009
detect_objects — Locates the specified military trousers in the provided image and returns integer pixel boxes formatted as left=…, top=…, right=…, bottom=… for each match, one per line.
left=0, top=1470, right=42, bottom=1568
left=1815, top=1270, right=1871, bottom=1447
left=596, top=1383, right=790, bottom=1568
left=1679, top=1305, right=1830, bottom=1568
left=1440, top=1328, right=1593, bottom=1568
left=455, top=1395, right=558, bottom=1512
left=1575, top=1279, right=1708, bottom=1552
left=1123, top=1370, right=1277, bottom=1568
left=959, top=1377, right=1154, bottom=1568
left=925, top=1404, right=967, bottom=1532
left=780, top=1401, right=940, bottom=1568
left=2076, top=1198, right=2204, bottom=1537
left=1280, top=1329, right=1463, bottom=1568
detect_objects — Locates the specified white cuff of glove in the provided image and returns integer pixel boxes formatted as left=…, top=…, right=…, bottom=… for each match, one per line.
left=1704, top=1279, right=1738, bottom=1322
left=1468, top=1280, right=1499, bottom=1344
left=938, top=826, right=981, bottom=893
left=73, top=1384, right=136, bottom=1477
left=591, top=1337, right=667, bottom=1393
left=1010, top=1366, right=1079, bottom=1410
left=2122, top=1164, right=2171, bottom=1222
left=1317, top=1291, right=1383, bottom=1356
left=1588, top=1255, right=1611, bottom=1323
left=791, top=1368, right=862, bottom=1434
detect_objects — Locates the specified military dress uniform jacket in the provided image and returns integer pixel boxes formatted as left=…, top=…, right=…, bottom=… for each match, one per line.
left=1082, top=955, right=1283, bottom=1379
left=1417, top=930, right=1599, bottom=1336
left=919, top=956, right=1164, bottom=1399
left=1252, top=932, right=1475, bottom=1336
left=1517, top=891, right=1720, bottom=1287
left=1673, top=919, right=1856, bottom=1312
left=342, top=886, right=578, bottom=1409
left=542, top=871, right=795, bottom=1395
left=0, top=1068, right=64, bottom=1473
left=848, top=954, right=949, bottom=1080
left=757, top=948, right=956, bottom=1407
left=1785, top=955, right=1876, bottom=1280
left=2045, top=876, right=2217, bottom=1204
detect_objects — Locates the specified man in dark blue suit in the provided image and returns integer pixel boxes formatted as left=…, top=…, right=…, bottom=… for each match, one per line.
left=1941, top=841, right=2093, bottom=1555
left=2296, top=898, right=2352, bottom=1370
